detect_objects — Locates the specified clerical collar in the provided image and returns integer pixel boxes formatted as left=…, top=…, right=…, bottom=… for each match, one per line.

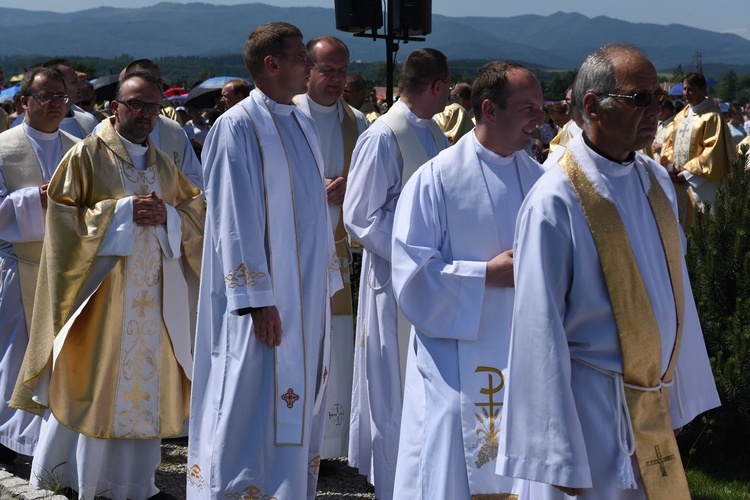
left=117, top=132, right=149, bottom=152
left=23, top=122, right=59, bottom=141
left=257, top=88, right=295, bottom=116
left=472, top=131, right=516, bottom=166
left=691, top=98, right=709, bottom=113
left=400, top=101, right=430, bottom=129
left=582, top=132, right=635, bottom=164
left=307, top=97, right=338, bottom=114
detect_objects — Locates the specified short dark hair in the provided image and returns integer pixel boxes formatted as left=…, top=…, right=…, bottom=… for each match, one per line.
left=306, top=36, right=349, bottom=61
left=21, top=67, right=66, bottom=97
left=125, top=59, right=161, bottom=74
left=41, top=58, right=74, bottom=71
left=398, top=48, right=449, bottom=96
left=453, top=82, right=471, bottom=100
left=243, top=22, right=303, bottom=80
left=683, top=72, right=706, bottom=89
left=226, top=78, right=251, bottom=98
left=346, top=74, right=367, bottom=92
left=471, top=61, right=529, bottom=122
left=115, top=71, right=162, bottom=101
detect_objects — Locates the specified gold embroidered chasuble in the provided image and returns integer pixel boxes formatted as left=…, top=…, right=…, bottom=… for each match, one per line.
left=559, top=150, right=689, bottom=499
left=0, top=125, right=78, bottom=328
left=11, top=118, right=204, bottom=439
left=433, top=102, right=475, bottom=145
left=661, top=99, right=736, bottom=180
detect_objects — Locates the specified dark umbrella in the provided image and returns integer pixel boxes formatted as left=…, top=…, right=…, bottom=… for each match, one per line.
left=184, top=77, right=251, bottom=109
left=92, top=74, right=121, bottom=102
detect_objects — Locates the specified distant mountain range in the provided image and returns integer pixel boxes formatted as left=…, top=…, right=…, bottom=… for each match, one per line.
left=3, top=2, right=750, bottom=70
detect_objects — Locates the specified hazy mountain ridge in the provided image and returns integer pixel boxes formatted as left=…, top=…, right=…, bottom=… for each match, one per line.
left=2, top=2, right=750, bottom=69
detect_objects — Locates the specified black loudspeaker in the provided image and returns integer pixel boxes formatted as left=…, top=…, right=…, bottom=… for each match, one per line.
left=392, top=0, right=431, bottom=36
left=335, top=0, right=383, bottom=33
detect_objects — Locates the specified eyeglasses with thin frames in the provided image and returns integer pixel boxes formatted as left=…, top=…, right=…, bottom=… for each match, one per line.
left=435, top=79, right=456, bottom=91
left=30, top=92, right=69, bottom=105
left=274, top=52, right=311, bottom=63
left=597, top=91, right=668, bottom=108
left=117, top=99, right=163, bottom=116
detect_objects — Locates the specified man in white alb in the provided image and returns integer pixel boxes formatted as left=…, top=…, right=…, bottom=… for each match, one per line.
left=496, top=43, right=720, bottom=499
left=295, top=35, right=368, bottom=461
left=187, top=23, right=341, bottom=499
left=0, top=67, right=80, bottom=470
left=391, top=61, right=545, bottom=499
left=343, top=48, right=451, bottom=500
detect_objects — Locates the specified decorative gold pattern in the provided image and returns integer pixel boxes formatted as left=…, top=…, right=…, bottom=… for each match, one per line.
left=281, top=388, right=299, bottom=408
left=560, top=152, right=689, bottom=498
left=308, top=455, right=321, bottom=476
left=225, top=263, right=266, bottom=289
left=472, top=366, right=504, bottom=469
left=114, top=163, right=162, bottom=438
left=132, top=290, right=155, bottom=317
left=224, top=486, right=278, bottom=500
left=187, top=464, right=205, bottom=490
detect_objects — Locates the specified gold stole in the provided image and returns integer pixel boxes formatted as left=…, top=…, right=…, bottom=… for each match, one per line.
left=559, top=151, right=689, bottom=499
left=331, top=100, right=358, bottom=315
left=0, top=126, right=77, bottom=328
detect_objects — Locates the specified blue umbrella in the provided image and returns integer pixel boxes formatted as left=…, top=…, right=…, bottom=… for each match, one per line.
left=667, top=77, right=719, bottom=96
left=0, top=84, right=20, bottom=103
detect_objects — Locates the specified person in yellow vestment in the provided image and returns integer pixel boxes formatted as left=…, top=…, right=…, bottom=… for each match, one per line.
left=11, top=71, right=204, bottom=499
left=661, top=72, right=736, bottom=229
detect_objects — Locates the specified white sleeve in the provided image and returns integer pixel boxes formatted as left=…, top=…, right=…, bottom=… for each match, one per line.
left=0, top=161, right=46, bottom=243
left=344, top=126, right=400, bottom=261
left=97, top=197, right=134, bottom=256
left=392, top=164, right=486, bottom=340
left=497, top=203, right=593, bottom=489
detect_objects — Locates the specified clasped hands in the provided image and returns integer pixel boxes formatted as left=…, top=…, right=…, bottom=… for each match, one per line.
left=133, top=190, right=167, bottom=226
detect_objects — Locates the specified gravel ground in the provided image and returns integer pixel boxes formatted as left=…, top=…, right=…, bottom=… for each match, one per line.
left=7, top=439, right=375, bottom=499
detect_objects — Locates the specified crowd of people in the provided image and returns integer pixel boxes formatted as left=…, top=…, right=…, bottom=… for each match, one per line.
left=0, top=21, right=733, bottom=500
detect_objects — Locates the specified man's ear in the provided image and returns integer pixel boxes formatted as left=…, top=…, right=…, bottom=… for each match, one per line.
left=20, top=95, right=29, bottom=110
left=263, top=55, right=279, bottom=76
left=481, top=99, right=497, bottom=126
left=582, top=92, right=601, bottom=123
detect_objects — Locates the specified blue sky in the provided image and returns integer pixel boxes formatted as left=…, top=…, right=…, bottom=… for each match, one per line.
left=4, top=0, right=750, bottom=40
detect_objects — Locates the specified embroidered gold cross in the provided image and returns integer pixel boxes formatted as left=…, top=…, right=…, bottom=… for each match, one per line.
left=646, top=444, right=676, bottom=477
left=132, top=290, right=154, bottom=317
left=281, top=388, right=299, bottom=408
left=124, top=382, right=150, bottom=410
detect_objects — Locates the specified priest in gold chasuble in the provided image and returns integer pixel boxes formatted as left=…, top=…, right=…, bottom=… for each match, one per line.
left=12, top=72, right=203, bottom=499
left=497, top=44, right=719, bottom=499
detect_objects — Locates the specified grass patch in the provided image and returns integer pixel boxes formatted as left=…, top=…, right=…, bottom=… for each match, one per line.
left=688, top=468, right=750, bottom=499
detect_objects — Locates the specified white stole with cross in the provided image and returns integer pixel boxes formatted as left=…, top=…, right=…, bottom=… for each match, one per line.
left=440, top=136, right=542, bottom=494
left=241, top=90, right=333, bottom=445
